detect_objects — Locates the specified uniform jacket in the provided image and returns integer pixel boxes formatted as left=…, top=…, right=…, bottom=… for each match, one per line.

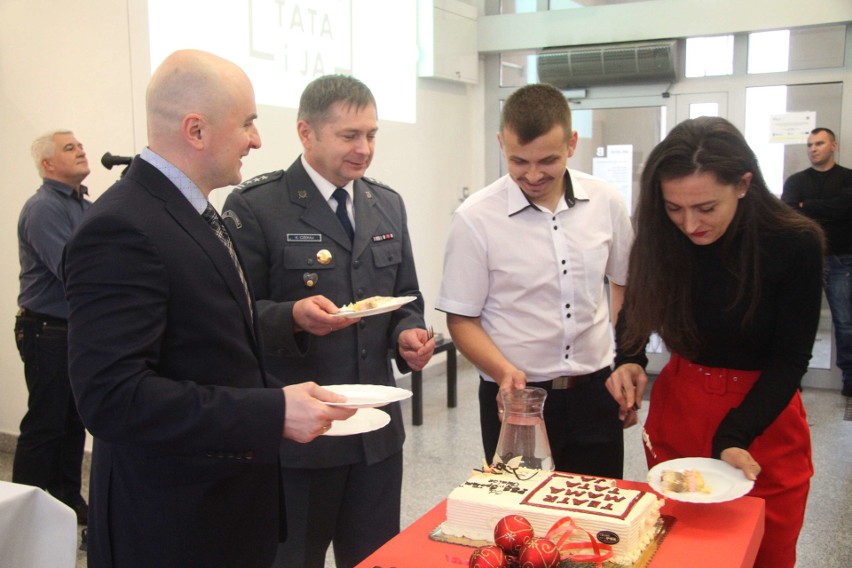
left=64, top=157, right=286, bottom=568
left=223, top=157, right=425, bottom=468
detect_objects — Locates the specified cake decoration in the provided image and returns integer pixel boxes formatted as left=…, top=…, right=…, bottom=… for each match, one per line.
left=444, top=468, right=664, bottom=565
left=493, top=515, right=534, bottom=555
left=517, top=536, right=561, bottom=568
left=468, top=545, right=508, bottom=568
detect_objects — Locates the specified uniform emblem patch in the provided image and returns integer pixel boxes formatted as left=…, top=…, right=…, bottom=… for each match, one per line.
left=221, top=210, right=242, bottom=228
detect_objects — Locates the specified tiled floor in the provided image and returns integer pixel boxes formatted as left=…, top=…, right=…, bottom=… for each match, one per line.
left=2, top=356, right=850, bottom=567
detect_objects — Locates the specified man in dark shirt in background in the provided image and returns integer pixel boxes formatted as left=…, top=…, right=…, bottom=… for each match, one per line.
left=782, top=127, right=852, bottom=397
left=14, top=130, right=91, bottom=523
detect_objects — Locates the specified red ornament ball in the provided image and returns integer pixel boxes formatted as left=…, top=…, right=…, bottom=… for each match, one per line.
left=469, top=545, right=509, bottom=568
left=518, top=537, right=561, bottom=568
left=494, top=515, right=535, bottom=555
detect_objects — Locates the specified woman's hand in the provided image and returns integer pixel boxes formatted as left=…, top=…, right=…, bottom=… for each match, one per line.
left=606, top=363, right=648, bottom=426
left=721, top=447, right=762, bottom=480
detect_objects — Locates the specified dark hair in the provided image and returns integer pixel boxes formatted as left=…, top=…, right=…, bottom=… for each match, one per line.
left=500, top=84, right=571, bottom=144
left=810, top=127, right=836, bottom=141
left=298, top=74, right=376, bottom=127
left=621, top=116, right=824, bottom=358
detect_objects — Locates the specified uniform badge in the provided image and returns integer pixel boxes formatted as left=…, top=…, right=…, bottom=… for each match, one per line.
left=221, top=210, right=242, bottom=229
left=303, top=272, right=318, bottom=287
left=371, top=233, right=395, bottom=242
left=287, top=234, right=322, bottom=242
left=298, top=190, right=308, bottom=199
left=316, top=249, right=332, bottom=265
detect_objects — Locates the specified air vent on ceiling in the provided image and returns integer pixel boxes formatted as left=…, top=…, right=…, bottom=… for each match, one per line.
left=537, top=40, right=678, bottom=89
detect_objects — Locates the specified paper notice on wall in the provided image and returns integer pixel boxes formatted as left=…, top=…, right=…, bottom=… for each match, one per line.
left=593, top=145, right=633, bottom=215
left=769, top=112, right=816, bottom=144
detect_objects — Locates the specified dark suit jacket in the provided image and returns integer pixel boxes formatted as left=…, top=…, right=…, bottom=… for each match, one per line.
left=223, top=157, right=425, bottom=468
left=64, top=157, right=286, bottom=568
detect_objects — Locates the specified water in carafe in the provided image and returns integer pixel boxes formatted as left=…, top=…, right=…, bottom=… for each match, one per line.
left=492, top=387, right=554, bottom=471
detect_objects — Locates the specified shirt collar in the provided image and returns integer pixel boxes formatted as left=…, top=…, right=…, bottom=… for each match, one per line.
left=42, top=177, right=88, bottom=200
left=139, top=147, right=208, bottom=214
left=300, top=154, right=353, bottom=204
left=506, top=169, right=584, bottom=217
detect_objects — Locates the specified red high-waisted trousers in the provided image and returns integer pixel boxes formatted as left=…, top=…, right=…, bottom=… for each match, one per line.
left=645, top=353, right=813, bottom=568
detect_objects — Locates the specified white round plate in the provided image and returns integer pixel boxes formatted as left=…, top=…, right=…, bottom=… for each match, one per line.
left=324, top=384, right=413, bottom=408
left=331, top=296, right=417, bottom=319
left=323, top=408, right=390, bottom=436
left=647, top=457, right=755, bottom=503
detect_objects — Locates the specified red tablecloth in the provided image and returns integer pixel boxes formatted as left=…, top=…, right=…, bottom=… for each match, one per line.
left=356, top=480, right=764, bottom=568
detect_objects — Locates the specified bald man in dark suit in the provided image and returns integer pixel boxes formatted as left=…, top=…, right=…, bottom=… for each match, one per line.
left=63, top=50, right=353, bottom=568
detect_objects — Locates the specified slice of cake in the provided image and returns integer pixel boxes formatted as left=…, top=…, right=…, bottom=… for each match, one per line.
left=659, top=469, right=710, bottom=494
left=338, top=296, right=395, bottom=313
left=442, top=470, right=664, bottom=565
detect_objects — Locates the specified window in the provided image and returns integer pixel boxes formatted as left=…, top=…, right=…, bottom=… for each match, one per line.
left=748, top=25, right=846, bottom=74
left=500, top=51, right=537, bottom=87
left=684, top=36, right=734, bottom=77
left=500, top=0, right=538, bottom=14
left=748, top=30, right=791, bottom=74
left=689, top=103, right=720, bottom=119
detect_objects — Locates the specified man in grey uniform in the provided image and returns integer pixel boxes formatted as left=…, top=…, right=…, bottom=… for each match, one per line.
left=223, top=74, right=434, bottom=568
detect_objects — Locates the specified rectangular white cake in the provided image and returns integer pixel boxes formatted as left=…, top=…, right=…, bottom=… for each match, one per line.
left=442, top=470, right=664, bottom=564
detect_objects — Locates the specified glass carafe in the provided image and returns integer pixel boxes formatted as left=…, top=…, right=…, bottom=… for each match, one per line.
left=492, top=387, right=554, bottom=471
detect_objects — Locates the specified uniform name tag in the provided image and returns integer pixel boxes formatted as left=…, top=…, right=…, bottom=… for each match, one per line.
left=372, top=233, right=395, bottom=242
left=287, top=234, right=322, bottom=242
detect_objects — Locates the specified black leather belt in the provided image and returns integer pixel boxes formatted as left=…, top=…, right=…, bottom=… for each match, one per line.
left=546, top=367, right=611, bottom=390
left=16, top=307, right=67, bottom=327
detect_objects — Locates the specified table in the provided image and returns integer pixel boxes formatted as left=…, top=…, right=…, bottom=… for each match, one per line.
left=356, top=480, right=764, bottom=568
left=409, top=337, right=457, bottom=426
left=0, top=480, right=77, bottom=567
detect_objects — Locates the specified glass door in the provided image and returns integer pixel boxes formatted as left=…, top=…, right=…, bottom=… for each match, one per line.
left=674, top=92, right=728, bottom=123
left=744, top=81, right=843, bottom=380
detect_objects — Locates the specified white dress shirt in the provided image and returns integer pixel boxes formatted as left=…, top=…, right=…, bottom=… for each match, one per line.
left=300, top=154, right=355, bottom=228
left=436, top=169, right=633, bottom=382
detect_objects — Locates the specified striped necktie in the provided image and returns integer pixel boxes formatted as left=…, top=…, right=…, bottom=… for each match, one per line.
left=201, top=203, right=253, bottom=316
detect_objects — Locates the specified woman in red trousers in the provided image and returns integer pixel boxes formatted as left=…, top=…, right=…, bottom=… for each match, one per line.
left=608, top=116, right=823, bottom=568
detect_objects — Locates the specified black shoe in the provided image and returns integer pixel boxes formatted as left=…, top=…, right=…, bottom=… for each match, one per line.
left=843, top=383, right=852, bottom=397
left=70, top=499, right=88, bottom=526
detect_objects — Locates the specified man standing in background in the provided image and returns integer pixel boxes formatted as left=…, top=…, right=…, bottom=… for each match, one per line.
left=783, top=127, right=852, bottom=398
left=224, top=74, right=434, bottom=568
left=14, top=130, right=90, bottom=525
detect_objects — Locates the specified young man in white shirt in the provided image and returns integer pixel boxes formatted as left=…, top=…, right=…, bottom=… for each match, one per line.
left=436, top=83, right=634, bottom=477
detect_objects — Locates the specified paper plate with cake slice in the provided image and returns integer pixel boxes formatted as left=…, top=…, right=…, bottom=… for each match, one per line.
left=647, top=457, right=755, bottom=503
left=324, top=384, right=413, bottom=408
left=331, top=295, right=417, bottom=318
left=322, top=407, right=390, bottom=436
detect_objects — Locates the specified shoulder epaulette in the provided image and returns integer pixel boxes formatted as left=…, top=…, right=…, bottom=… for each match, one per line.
left=362, top=176, right=394, bottom=191
left=234, top=170, right=285, bottom=193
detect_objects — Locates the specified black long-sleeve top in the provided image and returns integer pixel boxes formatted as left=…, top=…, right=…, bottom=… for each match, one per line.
left=616, top=228, right=824, bottom=458
left=782, top=164, right=852, bottom=256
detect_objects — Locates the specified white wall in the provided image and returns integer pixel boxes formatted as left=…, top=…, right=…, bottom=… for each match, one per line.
left=0, top=0, right=484, bottom=438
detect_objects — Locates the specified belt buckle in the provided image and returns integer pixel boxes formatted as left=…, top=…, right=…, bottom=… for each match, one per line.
left=705, top=370, right=727, bottom=395
left=552, top=376, right=569, bottom=389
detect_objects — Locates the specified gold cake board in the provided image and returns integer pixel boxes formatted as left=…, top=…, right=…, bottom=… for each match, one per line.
left=430, top=515, right=675, bottom=568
